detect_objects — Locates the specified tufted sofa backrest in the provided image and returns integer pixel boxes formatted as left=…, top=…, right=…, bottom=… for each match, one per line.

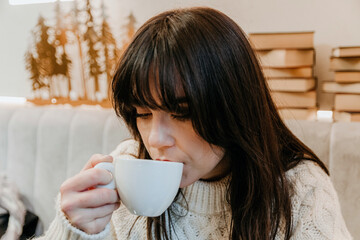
left=0, top=105, right=131, bottom=230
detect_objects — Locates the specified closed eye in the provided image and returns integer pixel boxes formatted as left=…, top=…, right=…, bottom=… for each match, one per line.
left=135, top=113, right=152, bottom=119
left=171, top=113, right=190, bottom=121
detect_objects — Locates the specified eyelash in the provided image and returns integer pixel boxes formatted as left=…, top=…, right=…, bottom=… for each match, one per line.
left=171, top=113, right=190, bottom=121
left=135, top=113, right=190, bottom=121
left=135, top=113, right=151, bottom=119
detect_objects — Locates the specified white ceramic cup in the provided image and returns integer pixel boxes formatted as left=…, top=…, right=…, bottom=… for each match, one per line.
left=94, top=158, right=183, bottom=217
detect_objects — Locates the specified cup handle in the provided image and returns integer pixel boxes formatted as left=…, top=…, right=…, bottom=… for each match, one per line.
left=94, top=162, right=116, bottom=189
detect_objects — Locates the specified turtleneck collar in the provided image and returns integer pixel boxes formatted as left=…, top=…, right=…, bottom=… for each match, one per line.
left=174, top=175, right=231, bottom=215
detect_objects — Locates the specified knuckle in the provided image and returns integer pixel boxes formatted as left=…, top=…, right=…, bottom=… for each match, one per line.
left=101, top=189, right=116, bottom=203
left=60, top=175, right=77, bottom=193
left=110, top=190, right=119, bottom=202
left=90, top=168, right=103, bottom=181
left=61, top=199, right=74, bottom=213
left=90, top=154, right=103, bottom=161
left=103, top=189, right=113, bottom=201
left=59, top=184, right=66, bottom=194
left=60, top=181, right=70, bottom=193
left=77, top=195, right=88, bottom=206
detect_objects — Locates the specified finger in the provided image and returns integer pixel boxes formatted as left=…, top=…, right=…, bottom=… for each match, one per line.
left=80, top=214, right=113, bottom=235
left=68, top=203, right=120, bottom=228
left=82, top=154, right=113, bottom=171
left=77, top=188, right=120, bottom=207
left=61, top=168, right=113, bottom=192
left=62, top=188, right=119, bottom=210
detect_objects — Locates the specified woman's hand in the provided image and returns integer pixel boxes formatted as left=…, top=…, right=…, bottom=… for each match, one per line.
left=60, top=154, right=120, bottom=234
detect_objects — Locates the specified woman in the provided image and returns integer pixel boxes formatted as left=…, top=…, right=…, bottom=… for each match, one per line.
left=38, top=7, right=352, bottom=240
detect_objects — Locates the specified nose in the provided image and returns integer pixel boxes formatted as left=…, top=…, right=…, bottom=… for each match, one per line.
left=148, top=115, right=174, bottom=149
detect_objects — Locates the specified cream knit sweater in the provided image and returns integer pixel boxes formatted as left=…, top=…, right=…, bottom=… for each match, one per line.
left=36, top=140, right=352, bottom=240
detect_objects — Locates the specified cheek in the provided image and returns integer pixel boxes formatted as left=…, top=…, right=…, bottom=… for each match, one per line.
left=180, top=145, right=224, bottom=186
left=191, top=141, right=224, bottom=164
left=136, top=121, right=149, bottom=143
left=208, top=146, right=225, bottom=160
left=198, top=147, right=224, bottom=170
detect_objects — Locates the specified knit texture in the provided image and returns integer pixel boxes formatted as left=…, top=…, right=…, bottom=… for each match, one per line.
left=35, top=140, right=353, bottom=239
left=0, top=173, right=26, bottom=240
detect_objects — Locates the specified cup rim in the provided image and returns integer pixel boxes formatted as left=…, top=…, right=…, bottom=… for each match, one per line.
left=114, top=157, right=184, bottom=166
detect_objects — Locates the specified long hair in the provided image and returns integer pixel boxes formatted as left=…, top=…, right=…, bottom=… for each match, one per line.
left=112, top=7, right=328, bottom=240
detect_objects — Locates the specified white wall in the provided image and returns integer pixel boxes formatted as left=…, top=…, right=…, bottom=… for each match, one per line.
left=1, top=0, right=360, bottom=108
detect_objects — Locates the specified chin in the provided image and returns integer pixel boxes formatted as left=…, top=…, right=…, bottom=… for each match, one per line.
left=179, top=176, right=197, bottom=188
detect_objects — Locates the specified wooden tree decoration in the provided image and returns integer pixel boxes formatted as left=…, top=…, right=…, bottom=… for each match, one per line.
left=34, top=15, right=59, bottom=98
left=70, top=0, right=87, bottom=100
left=25, top=51, right=41, bottom=91
left=54, top=0, right=72, bottom=99
left=121, top=12, right=136, bottom=53
left=25, top=32, right=48, bottom=98
left=84, top=0, right=103, bottom=99
left=100, top=1, right=119, bottom=88
left=25, top=0, right=137, bottom=107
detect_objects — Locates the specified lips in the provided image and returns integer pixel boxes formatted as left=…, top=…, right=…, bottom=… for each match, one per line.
left=156, top=158, right=171, bottom=162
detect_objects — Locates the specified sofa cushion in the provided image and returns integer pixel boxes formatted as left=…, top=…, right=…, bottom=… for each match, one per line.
left=285, top=119, right=332, bottom=168
left=330, top=122, right=360, bottom=239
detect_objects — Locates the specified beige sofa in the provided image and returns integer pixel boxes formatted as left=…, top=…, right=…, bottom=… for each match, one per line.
left=0, top=104, right=359, bottom=239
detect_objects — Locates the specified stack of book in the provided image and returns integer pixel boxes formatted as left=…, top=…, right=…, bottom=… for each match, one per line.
left=322, top=46, right=360, bottom=122
left=249, top=31, right=317, bottom=120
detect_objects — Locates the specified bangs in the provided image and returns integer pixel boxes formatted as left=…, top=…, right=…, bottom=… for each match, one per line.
left=112, top=11, right=196, bottom=126
left=127, top=36, right=188, bottom=113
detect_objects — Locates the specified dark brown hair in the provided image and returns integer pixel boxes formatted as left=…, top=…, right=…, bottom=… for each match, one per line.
left=112, top=7, right=328, bottom=240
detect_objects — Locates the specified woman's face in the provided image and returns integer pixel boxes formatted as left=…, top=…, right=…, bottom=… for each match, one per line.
left=136, top=107, right=226, bottom=188
left=135, top=95, right=229, bottom=188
